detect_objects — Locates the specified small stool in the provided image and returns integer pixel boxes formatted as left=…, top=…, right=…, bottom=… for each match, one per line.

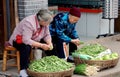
left=2, top=46, right=20, bottom=72
left=2, top=45, right=33, bottom=72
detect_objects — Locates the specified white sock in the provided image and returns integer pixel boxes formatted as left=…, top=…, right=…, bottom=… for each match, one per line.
left=20, top=69, right=28, bottom=77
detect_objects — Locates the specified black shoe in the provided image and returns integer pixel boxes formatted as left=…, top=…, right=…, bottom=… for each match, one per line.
left=67, top=57, right=74, bottom=63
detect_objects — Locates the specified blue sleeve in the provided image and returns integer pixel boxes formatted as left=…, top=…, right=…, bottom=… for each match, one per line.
left=55, top=19, right=71, bottom=43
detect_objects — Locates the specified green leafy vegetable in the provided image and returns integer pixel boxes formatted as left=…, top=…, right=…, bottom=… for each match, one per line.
left=74, top=64, right=99, bottom=76
left=28, top=56, right=73, bottom=72
left=74, top=44, right=106, bottom=57
left=72, top=53, right=93, bottom=60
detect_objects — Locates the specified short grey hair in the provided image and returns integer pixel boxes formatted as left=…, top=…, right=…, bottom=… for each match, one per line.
left=37, top=9, right=53, bottom=22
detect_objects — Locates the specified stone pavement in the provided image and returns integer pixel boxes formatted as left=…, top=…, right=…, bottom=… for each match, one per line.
left=0, top=34, right=120, bottom=77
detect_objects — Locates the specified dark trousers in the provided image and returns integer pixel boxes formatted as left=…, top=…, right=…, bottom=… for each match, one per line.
left=45, top=36, right=77, bottom=58
left=13, top=41, right=31, bottom=70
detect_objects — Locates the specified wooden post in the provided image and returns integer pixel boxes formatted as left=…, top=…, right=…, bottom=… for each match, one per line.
left=9, top=0, right=16, bottom=33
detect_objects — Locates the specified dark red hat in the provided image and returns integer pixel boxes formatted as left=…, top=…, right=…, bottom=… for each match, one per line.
left=69, top=7, right=81, bottom=18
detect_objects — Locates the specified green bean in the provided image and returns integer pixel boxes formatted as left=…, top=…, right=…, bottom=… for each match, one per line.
left=28, top=56, right=73, bottom=72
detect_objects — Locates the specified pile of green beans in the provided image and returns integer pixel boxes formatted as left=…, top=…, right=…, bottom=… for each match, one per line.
left=28, top=56, right=73, bottom=72
left=75, top=44, right=106, bottom=57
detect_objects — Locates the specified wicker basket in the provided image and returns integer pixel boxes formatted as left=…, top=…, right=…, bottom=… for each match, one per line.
left=74, top=57, right=119, bottom=70
left=27, top=67, right=75, bottom=77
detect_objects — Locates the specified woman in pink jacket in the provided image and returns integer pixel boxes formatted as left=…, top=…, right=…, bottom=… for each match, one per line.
left=8, top=9, right=53, bottom=77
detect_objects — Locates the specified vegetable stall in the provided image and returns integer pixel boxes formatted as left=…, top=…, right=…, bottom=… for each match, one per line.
left=27, top=35, right=120, bottom=77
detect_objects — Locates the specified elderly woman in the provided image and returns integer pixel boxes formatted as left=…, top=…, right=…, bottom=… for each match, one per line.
left=8, top=9, right=53, bottom=77
left=47, top=7, right=81, bottom=60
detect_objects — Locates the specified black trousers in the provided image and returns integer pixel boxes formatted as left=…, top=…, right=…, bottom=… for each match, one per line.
left=45, top=36, right=77, bottom=58
left=13, top=41, right=31, bottom=70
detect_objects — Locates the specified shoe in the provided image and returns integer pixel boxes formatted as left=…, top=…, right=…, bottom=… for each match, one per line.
left=19, top=69, right=28, bottom=77
left=67, top=56, right=74, bottom=63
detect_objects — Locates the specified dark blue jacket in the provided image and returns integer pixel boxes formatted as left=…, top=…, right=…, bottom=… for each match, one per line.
left=49, top=12, right=79, bottom=43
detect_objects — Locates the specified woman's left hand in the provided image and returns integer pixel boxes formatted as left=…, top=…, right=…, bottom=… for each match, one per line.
left=48, top=44, right=53, bottom=50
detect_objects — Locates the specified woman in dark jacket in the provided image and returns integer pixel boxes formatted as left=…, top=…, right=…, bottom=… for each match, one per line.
left=47, top=7, right=81, bottom=59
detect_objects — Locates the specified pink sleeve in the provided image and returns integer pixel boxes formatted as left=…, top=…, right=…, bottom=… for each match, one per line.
left=22, top=21, right=35, bottom=45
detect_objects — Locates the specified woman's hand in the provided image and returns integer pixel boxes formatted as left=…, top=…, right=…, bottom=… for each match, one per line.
left=49, top=44, right=53, bottom=50
left=71, top=39, right=80, bottom=46
left=31, top=40, right=53, bottom=50
left=40, top=43, right=53, bottom=50
left=40, top=44, right=51, bottom=50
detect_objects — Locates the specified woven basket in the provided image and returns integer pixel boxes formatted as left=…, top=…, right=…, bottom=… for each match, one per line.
left=74, top=57, right=119, bottom=70
left=27, top=67, right=75, bottom=77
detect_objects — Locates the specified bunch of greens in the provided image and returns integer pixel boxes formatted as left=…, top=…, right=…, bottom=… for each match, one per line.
left=74, top=44, right=106, bottom=57
left=74, top=64, right=99, bottom=76
left=28, top=56, right=73, bottom=72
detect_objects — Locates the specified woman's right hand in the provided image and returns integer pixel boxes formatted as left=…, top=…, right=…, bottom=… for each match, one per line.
left=71, top=39, right=80, bottom=46
left=40, top=44, right=51, bottom=50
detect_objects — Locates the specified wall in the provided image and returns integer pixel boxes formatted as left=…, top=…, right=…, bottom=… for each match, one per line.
left=17, top=0, right=48, bottom=21
left=76, top=12, right=114, bottom=38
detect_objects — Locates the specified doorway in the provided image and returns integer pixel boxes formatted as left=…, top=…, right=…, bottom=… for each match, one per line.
left=0, top=0, right=7, bottom=59
left=0, top=0, right=7, bottom=54
left=0, top=0, right=16, bottom=59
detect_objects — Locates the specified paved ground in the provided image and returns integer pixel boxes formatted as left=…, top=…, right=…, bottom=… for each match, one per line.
left=0, top=34, right=120, bottom=77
